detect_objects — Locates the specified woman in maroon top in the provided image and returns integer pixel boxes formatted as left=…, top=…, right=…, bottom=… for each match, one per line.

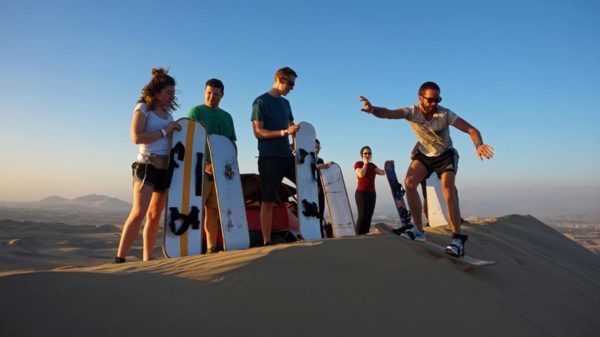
left=354, top=146, right=385, bottom=235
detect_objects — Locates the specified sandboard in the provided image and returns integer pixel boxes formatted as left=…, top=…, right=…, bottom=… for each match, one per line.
left=208, top=134, right=250, bottom=251
left=319, top=162, right=356, bottom=237
left=374, top=223, right=496, bottom=269
left=163, top=118, right=206, bottom=258
left=384, top=160, right=412, bottom=226
left=293, top=121, right=321, bottom=240
left=425, top=175, right=448, bottom=227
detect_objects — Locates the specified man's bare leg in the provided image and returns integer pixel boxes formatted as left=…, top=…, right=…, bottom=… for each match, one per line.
left=260, top=201, right=274, bottom=244
left=404, top=160, right=429, bottom=232
left=440, top=171, right=460, bottom=234
left=205, top=206, right=220, bottom=251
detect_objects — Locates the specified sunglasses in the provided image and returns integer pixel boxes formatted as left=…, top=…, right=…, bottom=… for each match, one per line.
left=421, top=96, right=442, bottom=104
left=362, top=152, right=372, bottom=155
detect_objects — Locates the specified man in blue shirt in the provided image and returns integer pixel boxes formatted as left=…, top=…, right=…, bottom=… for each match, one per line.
left=251, top=67, right=300, bottom=245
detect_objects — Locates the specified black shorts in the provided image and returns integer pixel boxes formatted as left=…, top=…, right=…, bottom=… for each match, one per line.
left=413, top=148, right=459, bottom=179
left=132, top=162, right=169, bottom=192
left=258, top=156, right=296, bottom=202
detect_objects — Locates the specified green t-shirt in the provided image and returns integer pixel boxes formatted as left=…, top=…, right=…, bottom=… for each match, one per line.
left=250, top=92, right=294, bottom=157
left=188, top=104, right=237, bottom=163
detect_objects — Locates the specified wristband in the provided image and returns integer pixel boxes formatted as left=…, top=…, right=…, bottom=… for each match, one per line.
left=475, top=142, right=483, bottom=148
left=280, top=130, right=285, bottom=136
left=160, top=128, right=167, bottom=137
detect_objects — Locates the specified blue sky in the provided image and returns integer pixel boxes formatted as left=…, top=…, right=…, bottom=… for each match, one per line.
left=1, top=0, right=599, bottom=217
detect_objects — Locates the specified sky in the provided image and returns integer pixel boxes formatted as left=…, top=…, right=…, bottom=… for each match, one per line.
left=1, top=0, right=599, bottom=218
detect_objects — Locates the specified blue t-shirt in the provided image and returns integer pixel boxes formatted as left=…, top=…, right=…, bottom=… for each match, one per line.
left=251, top=92, right=294, bottom=157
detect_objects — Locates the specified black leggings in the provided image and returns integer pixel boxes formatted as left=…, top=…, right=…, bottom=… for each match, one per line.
left=355, top=190, right=376, bottom=235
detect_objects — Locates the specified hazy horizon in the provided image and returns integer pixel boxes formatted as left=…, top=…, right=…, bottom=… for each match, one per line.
left=2, top=182, right=598, bottom=224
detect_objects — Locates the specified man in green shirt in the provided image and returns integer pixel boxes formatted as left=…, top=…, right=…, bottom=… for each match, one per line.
left=188, top=78, right=237, bottom=253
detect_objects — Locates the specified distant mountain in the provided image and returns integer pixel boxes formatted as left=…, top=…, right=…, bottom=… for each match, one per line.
left=71, top=194, right=131, bottom=210
left=39, top=196, right=69, bottom=203
left=0, top=194, right=131, bottom=211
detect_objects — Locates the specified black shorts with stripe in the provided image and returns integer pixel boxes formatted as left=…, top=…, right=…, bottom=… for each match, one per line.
left=413, top=148, right=459, bottom=179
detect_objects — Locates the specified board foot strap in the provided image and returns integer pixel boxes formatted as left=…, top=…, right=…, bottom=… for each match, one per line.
left=166, top=141, right=185, bottom=188
left=399, top=207, right=412, bottom=226
left=195, top=152, right=203, bottom=196
left=391, top=224, right=413, bottom=235
left=297, top=148, right=309, bottom=164
left=310, top=151, right=318, bottom=182
left=168, top=206, right=200, bottom=236
left=301, top=199, right=319, bottom=218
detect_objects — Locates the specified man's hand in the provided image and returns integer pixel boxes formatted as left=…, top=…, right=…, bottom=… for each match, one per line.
left=316, top=162, right=331, bottom=170
left=287, top=124, right=300, bottom=135
left=205, top=163, right=214, bottom=175
left=476, top=144, right=494, bottom=160
left=359, top=96, right=373, bottom=113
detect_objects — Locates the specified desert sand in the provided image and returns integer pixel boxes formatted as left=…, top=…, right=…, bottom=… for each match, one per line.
left=1, top=214, right=599, bottom=337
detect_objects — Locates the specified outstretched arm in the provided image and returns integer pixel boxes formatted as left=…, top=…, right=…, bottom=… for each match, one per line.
left=359, top=96, right=406, bottom=119
left=453, top=118, right=494, bottom=160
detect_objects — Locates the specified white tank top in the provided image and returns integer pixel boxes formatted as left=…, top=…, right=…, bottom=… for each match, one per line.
left=134, top=103, right=173, bottom=160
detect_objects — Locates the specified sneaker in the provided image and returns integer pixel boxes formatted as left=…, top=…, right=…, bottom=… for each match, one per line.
left=398, top=225, right=426, bottom=242
left=445, top=234, right=468, bottom=257
left=113, top=257, right=126, bottom=264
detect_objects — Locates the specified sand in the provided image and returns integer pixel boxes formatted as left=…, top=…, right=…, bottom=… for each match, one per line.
left=1, top=215, right=599, bottom=337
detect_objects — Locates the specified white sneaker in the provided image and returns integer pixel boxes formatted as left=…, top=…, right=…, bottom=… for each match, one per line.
left=399, top=226, right=426, bottom=242
left=445, top=234, right=468, bottom=257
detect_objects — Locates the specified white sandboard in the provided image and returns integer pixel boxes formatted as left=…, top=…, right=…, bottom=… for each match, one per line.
left=293, top=121, right=321, bottom=240
left=163, top=118, right=206, bottom=258
left=374, top=223, right=496, bottom=269
left=425, top=175, right=448, bottom=227
left=319, top=163, right=356, bottom=237
left=208, top=134, right=250, bottom=251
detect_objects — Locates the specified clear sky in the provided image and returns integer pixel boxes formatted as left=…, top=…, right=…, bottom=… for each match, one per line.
left=1, top=0, right=599, bottom=217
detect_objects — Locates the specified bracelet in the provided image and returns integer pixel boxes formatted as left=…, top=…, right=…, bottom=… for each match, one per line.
left=369, top=107, right=374, bottom=114
left=280, top=130, right=285, bottom=136
left=475, top=142, right=483, bottom=148
left=160, top=128, right=167, bottom=137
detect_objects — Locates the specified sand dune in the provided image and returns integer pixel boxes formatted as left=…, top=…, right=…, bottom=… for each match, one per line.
left=1, top=215, right=599, bottom=337
left=0, top=220, right=135, bottom=272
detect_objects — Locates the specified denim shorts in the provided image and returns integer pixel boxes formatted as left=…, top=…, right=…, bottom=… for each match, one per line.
left=132, top=162, right=169, bottom=192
